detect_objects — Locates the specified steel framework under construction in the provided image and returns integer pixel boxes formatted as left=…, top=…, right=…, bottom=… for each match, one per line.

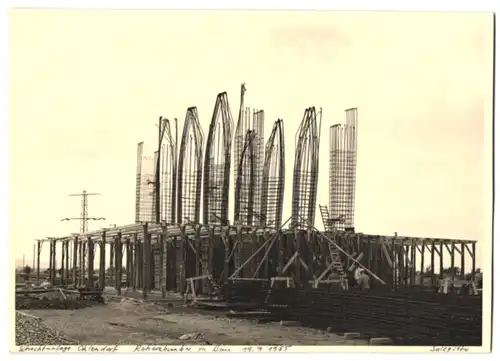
left=35, top=84, right=479, bottom=307
left=260, top=119, right=285, bottom=228
left=160, top=118, right=178, bottom=224
left=177, top=107, right=204, bottom=224
left=291, top=107, right=322, bottom=230
left=233, top=84, right=265, bottom=226
left=329, top=108, right=358, bottom=231
left=203, top=93, right=233, bottom=226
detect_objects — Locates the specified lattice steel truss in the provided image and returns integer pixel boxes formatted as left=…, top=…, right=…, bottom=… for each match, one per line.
left=291, top=107, right=322, bottom=230
left=329, top=108, right=358, bottom=231
left=160, top=118, right=178, bottom=223
left=233, top=84, right=265, bottom=226
left=178, top=107, right=204, bottom=224
left=203, top=93, right=234, bottom=225
left=260, top=119, right=285, bottom=228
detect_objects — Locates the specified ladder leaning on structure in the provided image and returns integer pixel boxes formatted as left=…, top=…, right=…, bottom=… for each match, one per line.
left=318, top=204, right=348, bottom=290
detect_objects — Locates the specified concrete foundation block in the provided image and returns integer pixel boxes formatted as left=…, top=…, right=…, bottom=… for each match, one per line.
left=369, top=337, right=393, bottom=345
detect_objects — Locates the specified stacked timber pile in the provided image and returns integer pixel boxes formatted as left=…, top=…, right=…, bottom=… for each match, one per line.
left=15, top=312, right=77, bottom=345
left=266, top=288, right=482, bottom=346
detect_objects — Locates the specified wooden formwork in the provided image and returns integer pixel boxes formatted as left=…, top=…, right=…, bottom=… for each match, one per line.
left=36, top=222, right=478, bottom=298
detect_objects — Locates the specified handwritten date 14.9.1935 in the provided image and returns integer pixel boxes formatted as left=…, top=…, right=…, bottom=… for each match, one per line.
left=242, top=346, right=289, bottom=352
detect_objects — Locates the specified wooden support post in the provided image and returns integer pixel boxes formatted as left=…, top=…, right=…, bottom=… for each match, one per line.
left=142, top=224, right=150, bottom=299
left=81, top=242, right=86, bottom=286
left=234, top=226, right=242, bottom=277
left=376, top=238, right=384, bottom=286
left=399, top=243, right=408, bottom=286
left=133, top=233, right=138, bottom=291
left=75, top=238, right=83, bottom=287
left=72, top=237, right=78, bottom=286
left=149, top=236, right=155, bottom=290
left=169, top=236, right=177, bottom=291
left=307, top=230, right=315, bottom=279
left=60, top=240, right=65, bottom=285
left=402, top=244, right=410, bottom=287
left=99, top=233, right=106, bottom=290
left=88, top=236, right=94, bottom=288
left=368, top=239, right=373, bottom=271
left=461, top=242, right=466, bottom=280
left=194, top=226, right=201, bottom=292
left=249, top=229, right=257, bottom=277
left=109, top=241, right=115, bottom=287
left=263, top=229, right=270, bottom=278
left=294, top=230, right=301, bottom=284
left=179, top=225, right=186, bottom=294
left=431, top=241, right=435, bottom=286
left=114, top=236, right=118, bottom=292
left=392, top=236, right=396, bottom=289
left=36, top=241, right=41, bottom=285
left=207, top=226, right=215, bottom=293
left=411, top=239, right=416, bottom=286
left=138, top=240, right=143, bottom=289
left=126, top=238, right=131, bottom=288
left=439, top=241, right=444, bottom=278
left=65, top=240, right=70, bottom=285
left=51, top=239, right=57, bottom=285
left=277, top=232, right=284, bottom=276
left=48, top=241, right=52, bottom=283
left=116, top=232, right=123, bottom=295
left=222, top=228, right=230, bottom=287
left=450, top=242, right=455, bottom=280
left=420, top=242, right=425, bottom=285
left=159, top=234, right=166, bottom=298
left=471, top=242, right=476, bottom=283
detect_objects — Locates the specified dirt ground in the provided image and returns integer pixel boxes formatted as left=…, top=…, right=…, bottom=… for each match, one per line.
left=22, top=293, right=368, bottom=346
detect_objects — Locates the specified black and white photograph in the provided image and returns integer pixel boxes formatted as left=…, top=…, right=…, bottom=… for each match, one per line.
left=5, top=1, right=495, bottom=353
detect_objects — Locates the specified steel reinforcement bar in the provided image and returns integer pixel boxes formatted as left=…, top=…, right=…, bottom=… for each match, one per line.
left=203, top=92, right=234, bottom=226
left=177, top=107, right=204, bottom=224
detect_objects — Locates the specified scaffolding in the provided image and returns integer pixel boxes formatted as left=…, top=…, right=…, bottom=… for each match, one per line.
left=291, top=107, right=322, bottom=230
left=178, top=107, right=204, bottom=224
left=233, top=84, right=265, bottom=226
left=329, top=108, right=358, bottom=231
left=160, top=118, right=178, bottom=223
left=135, top=142, right=144, bottom=223
left=203, top=92, right=234, bottom=226
left=134, top=144, right=156, bottom=223
left=260, top=119, right=285, bottom=228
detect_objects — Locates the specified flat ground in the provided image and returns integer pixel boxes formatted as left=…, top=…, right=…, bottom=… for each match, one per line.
left=22, top=291, right=367, bottom=346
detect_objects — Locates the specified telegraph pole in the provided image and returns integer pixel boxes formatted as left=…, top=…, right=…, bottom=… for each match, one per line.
left=61, top=190, right=105, bottom=286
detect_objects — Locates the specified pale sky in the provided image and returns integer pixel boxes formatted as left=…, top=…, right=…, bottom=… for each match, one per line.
left=9, top=10, right=493, bottom=270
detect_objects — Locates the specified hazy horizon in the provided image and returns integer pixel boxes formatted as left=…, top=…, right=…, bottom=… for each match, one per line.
left=9, top=10, right=493, bottom=271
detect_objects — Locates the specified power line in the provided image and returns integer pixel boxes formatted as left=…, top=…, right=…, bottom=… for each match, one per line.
left=61, top=190, right=105, bottom=233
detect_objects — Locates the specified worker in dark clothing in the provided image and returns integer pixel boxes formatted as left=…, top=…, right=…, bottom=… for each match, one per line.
left=357, top=269, right=371, bottom=290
